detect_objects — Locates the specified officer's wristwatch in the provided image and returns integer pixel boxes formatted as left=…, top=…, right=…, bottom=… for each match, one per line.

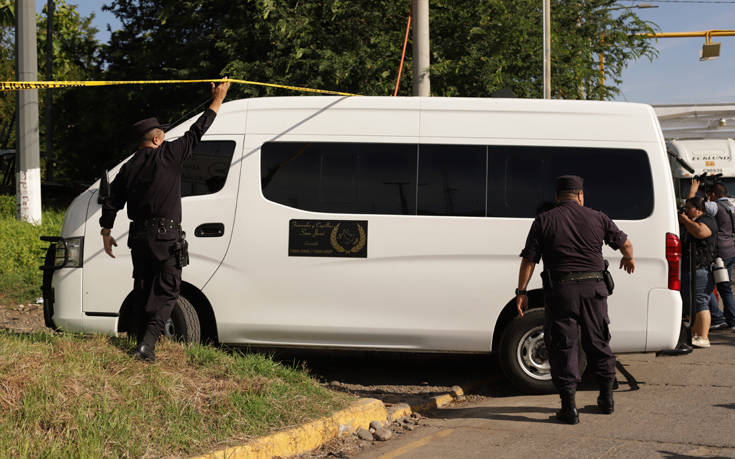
left=100, top=228, right=111, bottom=236
left=515, top=288, right=527, bottom=295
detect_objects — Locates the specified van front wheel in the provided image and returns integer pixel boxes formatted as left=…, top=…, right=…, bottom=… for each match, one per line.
left=498, top=308, right=586, bottom=394
left=164, top=296, right=201, bottom=344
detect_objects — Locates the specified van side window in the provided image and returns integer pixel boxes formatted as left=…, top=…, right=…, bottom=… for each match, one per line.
left=181, top=140, right=236, bottom=197
left=487, top=146, right=654, bottom=220
left=261, top=142, right=417, bottom=215
left=418, top=144, right=486, bottom=216
left=261, top=142, right=653, bottom=220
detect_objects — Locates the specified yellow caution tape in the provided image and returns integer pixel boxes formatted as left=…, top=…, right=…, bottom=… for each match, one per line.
left=0, top=78, right=359, bottom=96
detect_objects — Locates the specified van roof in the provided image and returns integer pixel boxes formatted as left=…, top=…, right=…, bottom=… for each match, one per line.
left=194, top=96, right=663, bottom=143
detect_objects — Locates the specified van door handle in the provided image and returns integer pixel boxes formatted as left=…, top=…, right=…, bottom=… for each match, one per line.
left=194, top=223, right=225, bottom=238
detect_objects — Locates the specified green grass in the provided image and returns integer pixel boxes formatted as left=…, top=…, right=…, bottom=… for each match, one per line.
left=0, top=332, right=354, bottom=457
left=0, top=195, right=64, bottom=304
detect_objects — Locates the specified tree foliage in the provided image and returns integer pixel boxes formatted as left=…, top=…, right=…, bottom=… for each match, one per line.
left=429, top=0, right=657, bottom=99
left=0, top=0, right=100, bottom=183
left=3, top=0, right=658, bottom=183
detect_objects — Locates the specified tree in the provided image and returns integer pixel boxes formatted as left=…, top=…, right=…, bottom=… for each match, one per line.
left=0, top=0, right=101, bottom=185
left=63, top=0, right=658, bottom=182
left=429, top=0, right=657, bottom=99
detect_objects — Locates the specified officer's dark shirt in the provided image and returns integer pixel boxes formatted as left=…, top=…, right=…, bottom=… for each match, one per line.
left=99, top=109, right=216, bottom=229
left=520, top=199, right=628, bottom=272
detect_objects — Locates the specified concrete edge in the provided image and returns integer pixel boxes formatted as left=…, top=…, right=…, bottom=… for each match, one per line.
left=193, top=380, right=485, bottom=459
left=387, top=380, right=486, bottom=420
left=192, top=398, right=387, bottom=459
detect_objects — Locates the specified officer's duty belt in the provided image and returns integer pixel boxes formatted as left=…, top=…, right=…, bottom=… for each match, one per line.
left=553, top=271, right=604, bottom=284
left=133, top=217, right=181, bottom=232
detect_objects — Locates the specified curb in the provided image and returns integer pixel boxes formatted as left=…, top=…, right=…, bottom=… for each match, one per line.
left=193, top=380, right=485, bottom=459
left=193, top=398, right=387, bottom=459
left=387, top=380, right=486, bottom=420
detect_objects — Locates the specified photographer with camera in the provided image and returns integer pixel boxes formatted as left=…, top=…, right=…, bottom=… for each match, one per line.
left=679, top=196, right=717, bottom=348
left=688, top=179, right=735, bottom=331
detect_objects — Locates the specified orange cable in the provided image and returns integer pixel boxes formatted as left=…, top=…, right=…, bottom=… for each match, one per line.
left=393, top=4, right=412, bottom=96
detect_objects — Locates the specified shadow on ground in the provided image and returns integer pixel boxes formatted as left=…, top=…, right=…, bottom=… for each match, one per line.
left=231, top=347, right=502, bottom=404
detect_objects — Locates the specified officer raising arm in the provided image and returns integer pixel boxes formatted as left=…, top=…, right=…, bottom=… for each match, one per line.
left=514, top=175, right=635, bottom=425
left=99, top=78, right=230, bottom=362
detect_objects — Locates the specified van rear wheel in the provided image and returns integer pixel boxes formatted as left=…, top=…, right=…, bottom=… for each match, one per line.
left=164, top=296, right=201, bottom=344
left=498, top=308, right=586, bottom=394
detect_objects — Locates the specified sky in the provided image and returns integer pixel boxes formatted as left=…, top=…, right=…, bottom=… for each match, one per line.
left=43, top=0, right=735, bottom=106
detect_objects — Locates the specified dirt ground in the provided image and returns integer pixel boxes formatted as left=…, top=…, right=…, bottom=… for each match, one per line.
left=0, top=298, right=46, bottom=333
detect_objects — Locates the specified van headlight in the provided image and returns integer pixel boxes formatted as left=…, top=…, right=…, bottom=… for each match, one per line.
left=54, top=237, right=84, bottom=268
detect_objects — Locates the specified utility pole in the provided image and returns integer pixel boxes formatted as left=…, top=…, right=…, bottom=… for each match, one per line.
left=46, top=0, right=53, bottom=182
left=15, top=0, right=42, bottom=225
left=412, top=0, right=430, bottom=96
left=543, top=0, right=551, bottom=99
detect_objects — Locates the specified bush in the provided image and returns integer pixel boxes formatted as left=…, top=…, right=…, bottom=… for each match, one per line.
left=0, top=195, right=14, bottom=219
left=0, top=195, right=64, bottom=303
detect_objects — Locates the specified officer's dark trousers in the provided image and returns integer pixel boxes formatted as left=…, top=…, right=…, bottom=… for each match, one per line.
left=544, top=279, right=616, bottom=393
left=129, top=237, right=181, bottom=349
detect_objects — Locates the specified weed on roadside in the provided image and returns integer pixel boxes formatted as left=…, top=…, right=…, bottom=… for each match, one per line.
left=0, top=195, right=64, bottom=304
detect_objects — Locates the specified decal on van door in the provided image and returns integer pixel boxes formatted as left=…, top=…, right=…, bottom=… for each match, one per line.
left=289, top=220, right=367, bottom=258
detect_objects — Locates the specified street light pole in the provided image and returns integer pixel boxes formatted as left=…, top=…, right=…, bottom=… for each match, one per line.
left=543, top=0, right=550, bottom=99
left=412, top=0, right=430, bottom=96
left=15, top=0, right=42, bottom=225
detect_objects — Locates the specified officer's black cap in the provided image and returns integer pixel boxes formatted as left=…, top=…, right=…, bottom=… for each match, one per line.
left=556, top=175, right=584, bottom=193
left=132, top=117, right=163, bottom=139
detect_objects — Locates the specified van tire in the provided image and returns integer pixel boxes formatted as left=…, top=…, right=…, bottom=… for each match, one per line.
left=498, top=308, right=587, bottom=394
left=165, top=296, right=201, bottom=344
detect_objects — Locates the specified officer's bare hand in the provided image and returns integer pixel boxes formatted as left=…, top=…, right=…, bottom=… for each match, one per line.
left=211, top=77, right=230, bottom=102
left=103, top=235, right=117, bottom=258
left=209, top=77, right=230, bottom=113
left=516, top=294, right=528, bottom=317
left=620, top=257, right=635, bottom=274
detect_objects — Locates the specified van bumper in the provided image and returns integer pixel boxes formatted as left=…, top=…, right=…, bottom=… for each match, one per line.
left=646, top=288, right=682, bottom=352
left=49, top=267, right=85, bottom=332
left=40, top=243, right=58, bottom=330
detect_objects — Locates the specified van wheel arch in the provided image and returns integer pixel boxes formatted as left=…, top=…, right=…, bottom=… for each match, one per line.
left=492, top=290, right=545, bottom=353
left=117, top=282, right=219, bottom=345
left=494, top=291, right=588, bottom=394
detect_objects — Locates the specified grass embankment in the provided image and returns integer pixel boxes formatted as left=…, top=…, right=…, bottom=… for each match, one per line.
left=0, top=195, right=64, bottom=304
left=0, top=331, right=354, bottom=457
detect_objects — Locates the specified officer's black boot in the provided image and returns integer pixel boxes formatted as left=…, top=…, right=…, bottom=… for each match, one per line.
left=597, top=381, right=615, bottom=414
left=133, top=330, right=157, bottom=362
left=556, top=389, right=580, bottom=424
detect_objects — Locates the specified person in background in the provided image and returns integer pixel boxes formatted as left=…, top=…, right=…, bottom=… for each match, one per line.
left=678, top=196, right=717, bottom=348
left=688, top=180, right=735, bottom=331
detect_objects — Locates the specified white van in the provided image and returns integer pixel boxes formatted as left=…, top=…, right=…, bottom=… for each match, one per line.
left=42, top=96, right=682, bottom=393
left=668, top=138, right=735, bottom=203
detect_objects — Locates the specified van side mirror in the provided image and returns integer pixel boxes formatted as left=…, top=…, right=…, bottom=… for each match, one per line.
left=97, top=170, right=110, bottom=204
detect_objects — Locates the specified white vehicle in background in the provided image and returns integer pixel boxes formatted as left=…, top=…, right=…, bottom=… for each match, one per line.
left=42, top=96, right=682, bottom=393
left=668, top=138, right=735, bottom=203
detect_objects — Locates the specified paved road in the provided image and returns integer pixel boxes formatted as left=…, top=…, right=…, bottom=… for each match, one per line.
left=354, top=329, right=735, bottom=459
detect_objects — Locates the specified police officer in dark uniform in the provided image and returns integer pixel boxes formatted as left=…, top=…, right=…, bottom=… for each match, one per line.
left=99, top=79, right=230, bottom=361
left=516, top=175, right=635, bottom=424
